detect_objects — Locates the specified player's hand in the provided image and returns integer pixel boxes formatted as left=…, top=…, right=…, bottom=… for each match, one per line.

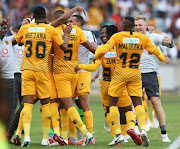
left=75, top=65, right=80, bottom=73
left=75, top=6, right=86, bottom=16
left=63, top=24, right=72, bottom=34
left=163, top=36, right=172, bottom=44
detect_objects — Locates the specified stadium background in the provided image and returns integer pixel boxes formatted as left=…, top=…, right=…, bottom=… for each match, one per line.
left=1, top=1, right=180, bottom=148
left=1, top=0, right=180, bottom=93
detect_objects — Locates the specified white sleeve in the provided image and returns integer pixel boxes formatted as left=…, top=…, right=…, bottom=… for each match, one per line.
left=158, top=45, right=168, bottom=56
left=153, top=33, right=164, bottom=45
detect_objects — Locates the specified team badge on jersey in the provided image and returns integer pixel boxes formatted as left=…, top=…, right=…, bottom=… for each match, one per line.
left=4, top=40, right=9, bottom=45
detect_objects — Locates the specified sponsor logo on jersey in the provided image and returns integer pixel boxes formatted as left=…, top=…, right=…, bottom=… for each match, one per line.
left=70, top=28, right=76, bottom=34
left=105, top=52, right=116, bottom=58
left=29, top=27, right=45, bottom=32
left=18, top=50, right=24, bottom=56
left=123, top=38, right=140, bottom=43
left=4, top=40, right=9, bottom=45
left=2, top=48, right=8, bottom=54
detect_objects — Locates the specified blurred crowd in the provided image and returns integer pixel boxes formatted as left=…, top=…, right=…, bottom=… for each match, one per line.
left=0, top=0, right=180, bottom=59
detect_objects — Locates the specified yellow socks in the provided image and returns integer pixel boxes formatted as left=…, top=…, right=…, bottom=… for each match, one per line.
left=125, top=111, right=135, bottom=130
left=135, top=105, right=146, bottom=130
left=50, top=103, right=60, bottom=136
left=106, top=113, right=115, bottom=137
left=67, top=107, right=88, bottom=137
left=121, top=124, right=127, bottom=136
left=110, top=106, right=121, bottom=135
left=69, top=118, right=76, bottom=137
left=142, top=99, right=149, bottom=121
left=16, top=110, right=23, bottom=138
left=59, top=108, right=69, bottom=140
left=22, top=103, right=33, bottom=138
left=41, top=103, right=51, bottom=140
left=84, top=110, right=93, bottom=134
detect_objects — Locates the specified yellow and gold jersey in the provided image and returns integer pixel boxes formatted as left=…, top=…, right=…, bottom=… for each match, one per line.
left=101, top=46, right=116, bottom=81
left=95, top=31, right=161, bottom=82
left=15, top=22, right=63, bottom=73
left=53, top=25, right=88, bottom=74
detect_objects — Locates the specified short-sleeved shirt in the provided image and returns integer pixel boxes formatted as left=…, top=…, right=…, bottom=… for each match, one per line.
left=140, top=32, right=164, bottom=73
left=78, top=30, right=96, bottom=72
left=0, top=35, right=14, bottom=79
left=53, top=25, right=88, bottom=74
left=13, top=44, right=24, bottom=73
left=15, top=22, right=63, bottom=73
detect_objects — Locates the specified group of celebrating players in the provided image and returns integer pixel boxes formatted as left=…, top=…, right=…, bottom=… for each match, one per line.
left=0, top=4, right=173, bottom=148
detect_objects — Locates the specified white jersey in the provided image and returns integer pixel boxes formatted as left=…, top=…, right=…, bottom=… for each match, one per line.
left=0, top=35, right=15, bottom=79
left=78, top=30, right=96, bottom=72
left=13, top=44, right=24, bottom=73
left=156, top=45, right=168, bottom=76
left=140, top=32, right=163, bottom=73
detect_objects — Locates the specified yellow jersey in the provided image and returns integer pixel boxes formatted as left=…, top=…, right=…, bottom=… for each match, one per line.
left=95, top=31, right=162, bottom=82
left=79, top=46, right=116, bottom=82
left=53, top=25, right=88, bottom=74
left=15, top=22, right=63, bottom=73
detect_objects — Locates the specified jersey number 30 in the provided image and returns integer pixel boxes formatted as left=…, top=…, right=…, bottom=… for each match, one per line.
left=25, top=40, right=46, bottom=58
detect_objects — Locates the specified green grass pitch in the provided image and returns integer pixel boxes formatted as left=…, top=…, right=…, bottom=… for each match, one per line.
left=9, top=94, right=180, bottom=149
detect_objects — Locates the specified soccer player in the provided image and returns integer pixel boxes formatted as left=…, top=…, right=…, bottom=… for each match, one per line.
left=135, top=15, right=173, bottom=142
left=75, top=24, right=142, bottom=146
left=92, top=16, right=166, bottom=147
left=12, top=6, right=71, bottom=147
left=68, top=14, right=97, bottom=145
left=52, top=10, right=96, bottom=145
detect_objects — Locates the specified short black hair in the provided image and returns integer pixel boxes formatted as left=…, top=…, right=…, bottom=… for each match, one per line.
left=72, top=15, right=84, bottom=26
left=106, top=25, right=118, bottom=37
left=33, top=6, right=46, bottom=19
left=100, top=25, right=108, bottom=32
left=16, top=25, right=22, bottom=30
left=53, top=10, right=64, bottom=19
left=124, top=16, right=134, bottom=24
left=122, top=16, right=135, bottom=30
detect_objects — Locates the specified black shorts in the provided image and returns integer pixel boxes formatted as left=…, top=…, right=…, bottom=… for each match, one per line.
left=141, top=72, right=159, bottom=100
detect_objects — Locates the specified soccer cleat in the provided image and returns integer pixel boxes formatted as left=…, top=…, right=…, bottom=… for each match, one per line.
left=152, top=111, right=159, bottom=128
left=49, top=138, right=54, bottom=144
left=108, top=134, right=125, bottom=146
left=104, top=118, right=111, bottom=132
left=68, top=137, right=78, bottom=145
left=41, top=139, right=51, bottom=146
left=141, top=129, right=150, bottom=147
left=116, top=143, right=121, bottom=146
left=53, top=133, right=67, bottom=146
left=146, top=119, right=151, bottom=132
left=124, top=136, right=128, bottom=143
left=127, top=129, right=142, bottom=146
left=21, top=136, right=30, bottom=147
left=161, top=134, right=171, bottom=142
left=84, top=132, right=94, bottom=145
left=13, top=135, right=21, bottom=146
left=77, top=140, right=84, bottom=145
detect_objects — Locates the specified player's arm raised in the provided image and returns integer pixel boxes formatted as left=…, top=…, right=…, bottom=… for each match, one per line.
left=145, top=37, right=165, bottom=62
left=162, top=36, right=174, bottom=48
left=94, top=34, right=116, bottom=60
left=75, top=59, right=101, bottom=73
left=51, top=6, right=86, bottom=27
left=59, top=24, right=72, bottom=51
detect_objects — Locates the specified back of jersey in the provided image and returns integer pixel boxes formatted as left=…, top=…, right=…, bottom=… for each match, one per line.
left=15, top=22, right=63, bottom=73
left=53, top=25, right=87, bottom=74
left=109, top=31, right=153, bottom=82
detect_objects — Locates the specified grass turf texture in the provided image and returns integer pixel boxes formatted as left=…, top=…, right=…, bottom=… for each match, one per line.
left=10, top=94, right=180, bottom=149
